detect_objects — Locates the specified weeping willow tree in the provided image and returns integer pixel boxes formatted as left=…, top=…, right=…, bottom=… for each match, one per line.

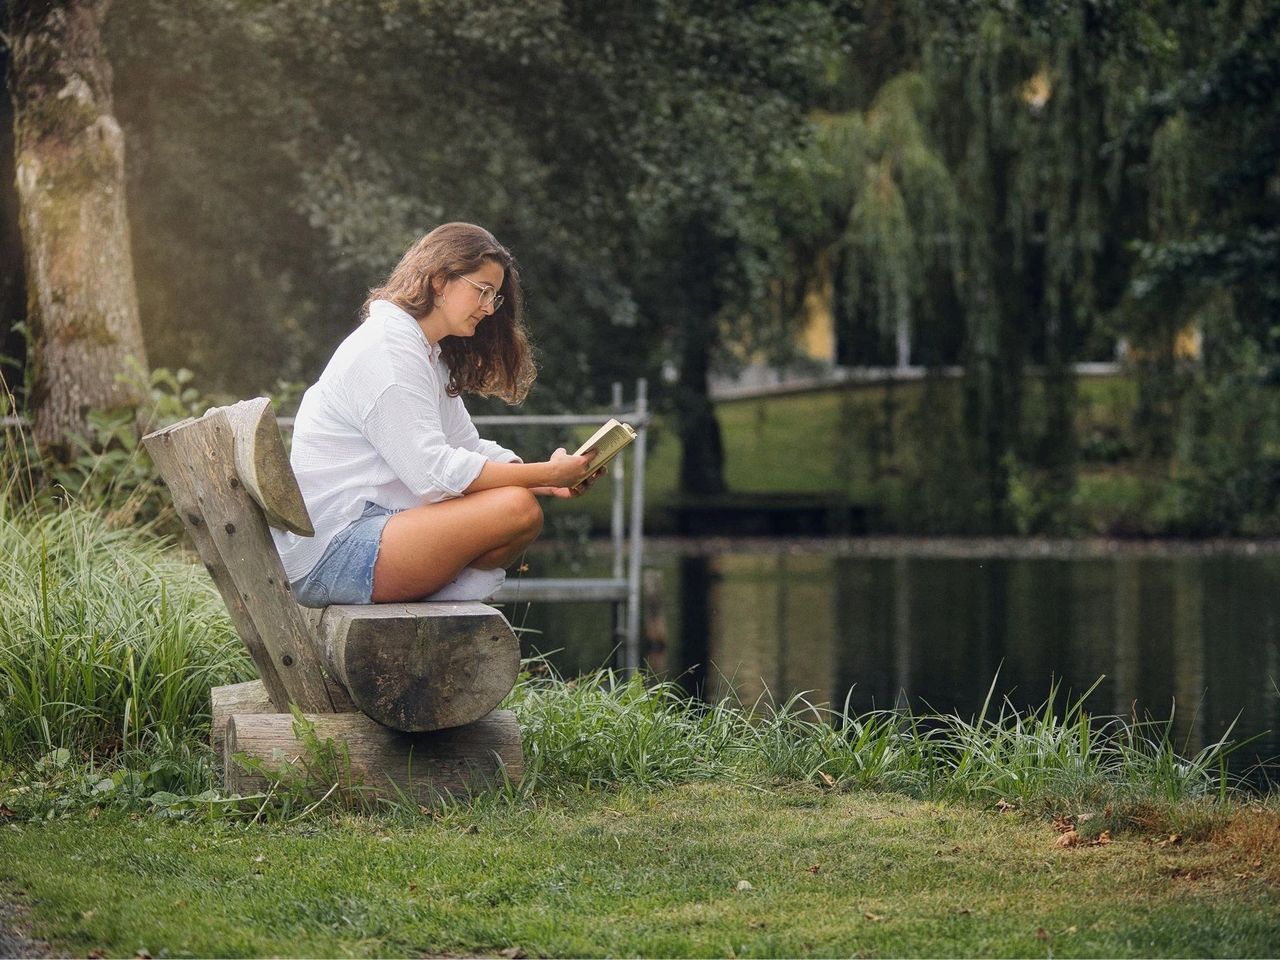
left=781, top=3, right=1142, bottom=531
left=911, top=4, right=1126, bottom=530
left=1120, top=1, right=1280, bottom=533
left=788, top=72, right=963, bottom=505
left=817, top=72, right=959, bottom=371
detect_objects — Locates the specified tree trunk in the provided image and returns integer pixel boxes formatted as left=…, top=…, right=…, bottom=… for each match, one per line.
left=0, top=39, right=27, bottom=384
left=675, top=315, right=726, bottom=496
left=8, top=0, right=148, bottom=454
left=668, top=220, right=727, bottom=497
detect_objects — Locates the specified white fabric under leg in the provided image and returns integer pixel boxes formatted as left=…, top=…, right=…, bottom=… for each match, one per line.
left=423, top=566, right=506, bottom=602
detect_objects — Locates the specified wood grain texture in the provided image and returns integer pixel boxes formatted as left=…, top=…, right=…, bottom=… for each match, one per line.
left=221, top=397, right=313, bottom=536
left=144, top=420, right=290, bottom=710
left=211, top=678, right=357, bottom=758
left=224, top=709, right=524, bottom=803
left=210, top=680, right=274, bottom=758
left=315, top=601, right=521, bottom=732
left=143, top=410, right=336, bottom=712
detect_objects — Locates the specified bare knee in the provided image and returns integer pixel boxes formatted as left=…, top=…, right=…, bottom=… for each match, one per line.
left=490, top=486, right=543, bottom=538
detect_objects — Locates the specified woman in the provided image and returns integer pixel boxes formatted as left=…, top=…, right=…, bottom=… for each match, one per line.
left=272, top=222, right=600, bottom=607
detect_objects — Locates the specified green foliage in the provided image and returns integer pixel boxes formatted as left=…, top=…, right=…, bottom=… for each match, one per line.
left=104, top=0, right=854, bottom=409
left=42, top=366, right=208, bottom=526
left=3, top=654, right=1252, bottom=827
left=1165, top=312, right=1280, bottom=535
left=0, top=498, right=252, bottom=759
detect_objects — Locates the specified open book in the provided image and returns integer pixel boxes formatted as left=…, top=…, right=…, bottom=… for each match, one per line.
left=572, top=418, right=637, bottom=489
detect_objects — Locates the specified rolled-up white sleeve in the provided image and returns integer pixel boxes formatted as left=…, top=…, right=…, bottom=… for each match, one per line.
left=362, top=381, right=491, bottom=500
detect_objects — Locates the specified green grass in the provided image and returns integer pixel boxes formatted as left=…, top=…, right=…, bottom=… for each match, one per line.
left=2, top=784, right=1279, bottom=958
left=0, top=498, right=252, bottom=759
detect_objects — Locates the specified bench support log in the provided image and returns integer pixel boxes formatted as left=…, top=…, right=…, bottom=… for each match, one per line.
left=309, top=602, right=521, bottom=731
left=211, top=678, right=356, bottom=758
left=224, top=709, right=524, bottom=804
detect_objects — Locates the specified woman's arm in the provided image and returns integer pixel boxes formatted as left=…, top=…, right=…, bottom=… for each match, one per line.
left=463, top=447, right=593, bottom=493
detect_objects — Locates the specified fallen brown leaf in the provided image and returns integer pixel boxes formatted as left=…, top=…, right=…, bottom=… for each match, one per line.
left=87, top=950, right=105, bottom=959
left=1055, top=829, right=1081, bottom=848
left=0, top=805, right=15, bottom=818
left=954, top=907, right=972, bottom=916
left=1052, top=815, right=1074, bottom=834
left=805, top=864, right=821, bottom=874
left=1089, top=830, right=1113, bottom=847
left=818, top=771, right=837, bottom=789
left=995, top=799, right=1016, bottom=813
left=499, top=948, right=526, bottom=960
left=1036, top=928, right=1050, bottom=941
left=864, top=912, right=887, bottom=922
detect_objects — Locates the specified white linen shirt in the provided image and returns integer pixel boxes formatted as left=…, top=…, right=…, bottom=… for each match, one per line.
left=271, top=299, right=521, bottom=582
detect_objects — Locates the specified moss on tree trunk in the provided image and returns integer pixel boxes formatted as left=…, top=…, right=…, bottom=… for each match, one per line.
left=8, top=0, right=148, bottom=455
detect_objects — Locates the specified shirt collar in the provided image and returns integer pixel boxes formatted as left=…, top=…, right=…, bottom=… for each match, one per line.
left=370, top=298, right=442, bottom=363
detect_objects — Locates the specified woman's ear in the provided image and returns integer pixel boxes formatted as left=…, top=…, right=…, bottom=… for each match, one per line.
left=431, top=273, right=447, bottom=296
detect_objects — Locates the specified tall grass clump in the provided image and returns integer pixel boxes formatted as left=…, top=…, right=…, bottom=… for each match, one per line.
left=507, top=663, right=1255, bottom=815
left=1, top=383, right=252, bottom=759
left=0, top=499, right=253, bottom=758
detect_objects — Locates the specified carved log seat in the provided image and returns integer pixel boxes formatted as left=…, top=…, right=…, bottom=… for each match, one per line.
left=142, top=397, right=524, bottom=801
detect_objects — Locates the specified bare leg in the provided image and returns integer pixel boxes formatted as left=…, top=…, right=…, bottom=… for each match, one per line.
left=371, top=486, right=543, bottom=602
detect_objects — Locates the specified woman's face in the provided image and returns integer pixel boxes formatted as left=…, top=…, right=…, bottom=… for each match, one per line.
left=431, top=259, right=505, bottom=340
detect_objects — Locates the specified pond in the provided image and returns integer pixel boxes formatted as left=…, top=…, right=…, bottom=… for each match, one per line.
left=510, top=537, right=1280, bottom=781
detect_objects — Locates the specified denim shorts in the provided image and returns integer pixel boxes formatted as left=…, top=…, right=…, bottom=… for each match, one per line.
left=291, top=501, right=401, bottom=607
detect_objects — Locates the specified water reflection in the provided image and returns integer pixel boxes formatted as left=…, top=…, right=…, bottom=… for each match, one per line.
left=514, top=545, right=1280, bottom=777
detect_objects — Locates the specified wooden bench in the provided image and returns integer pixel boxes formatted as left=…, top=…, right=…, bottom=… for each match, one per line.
left=142, top=398, right=524, bottom=804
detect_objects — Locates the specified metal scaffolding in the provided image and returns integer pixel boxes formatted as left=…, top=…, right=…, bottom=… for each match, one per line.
left=477, top=379, right=650, bottom=674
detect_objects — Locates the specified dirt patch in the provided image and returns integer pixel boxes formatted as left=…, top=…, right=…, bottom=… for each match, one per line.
left=0, top=890, right=52, bottom=959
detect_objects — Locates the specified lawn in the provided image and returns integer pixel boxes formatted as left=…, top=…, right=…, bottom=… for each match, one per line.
left=2, top=784, right=1279, bottom=958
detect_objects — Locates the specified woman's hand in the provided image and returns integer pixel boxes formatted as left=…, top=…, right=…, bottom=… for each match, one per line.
left=531, top=465, right=606, bottom=499
left=545, top=447, right=594, bottom=488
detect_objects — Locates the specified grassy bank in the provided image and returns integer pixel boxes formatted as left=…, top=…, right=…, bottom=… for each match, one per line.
left=555, top=375, right=1280, bottom=536
left=0, top=497, right=1262, bottom=817
left=3, top=784, right=1279, bottom=958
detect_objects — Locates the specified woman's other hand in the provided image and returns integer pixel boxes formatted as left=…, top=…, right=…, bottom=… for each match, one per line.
left=531, top=465, right=606, bottom=499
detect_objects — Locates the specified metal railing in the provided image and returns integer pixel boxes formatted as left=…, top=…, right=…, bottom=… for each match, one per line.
left=469, top=379, right=650, bottom=673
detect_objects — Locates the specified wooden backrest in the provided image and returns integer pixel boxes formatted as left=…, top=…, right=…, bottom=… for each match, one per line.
left=143, top=399, right=342, bottom=713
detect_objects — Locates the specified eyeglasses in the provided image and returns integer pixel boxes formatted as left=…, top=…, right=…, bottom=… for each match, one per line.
left=455, top=274, right=504, bottom=312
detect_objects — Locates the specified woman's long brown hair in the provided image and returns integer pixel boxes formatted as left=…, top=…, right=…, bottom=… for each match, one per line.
left=363, top=222, right=536, bottom=404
